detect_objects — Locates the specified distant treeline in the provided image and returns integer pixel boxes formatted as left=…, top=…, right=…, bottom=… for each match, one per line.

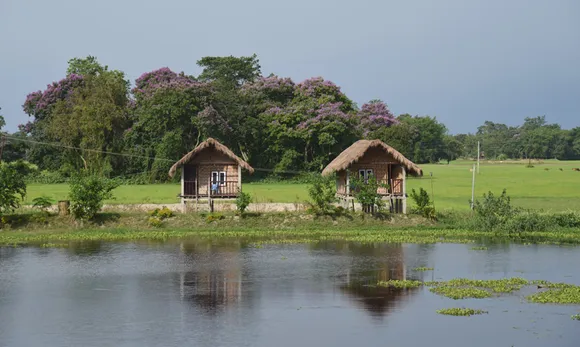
left=1, top=54, right=578, bottom=182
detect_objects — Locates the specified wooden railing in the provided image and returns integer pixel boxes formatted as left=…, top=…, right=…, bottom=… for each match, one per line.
left=182, top=179, right=240, bottom=198
left=338, top=178, right=404, bottom=197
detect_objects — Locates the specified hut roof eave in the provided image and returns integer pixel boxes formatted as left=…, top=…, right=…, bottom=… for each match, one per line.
left=321, top=139, right=423, bottom=177
left=168, top=138, right=254, bottom=178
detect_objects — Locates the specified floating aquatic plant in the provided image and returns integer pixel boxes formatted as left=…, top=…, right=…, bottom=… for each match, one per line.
left=526, top=287, right=580, bottom=304
left=413, top=267, right=434, bottom=272
left=429, top=286, right=492, bottom=299
left=470, top=246, right=488, bottom=250
left=377, top=280, right=423, bottom=289
left=436, top=308, right=488, bottom=316
left=572, top=314, right=580, bottom=320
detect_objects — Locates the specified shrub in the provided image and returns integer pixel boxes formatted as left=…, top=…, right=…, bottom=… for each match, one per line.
left=69, top=175, right=119, bottom=220
left=148, top=216, right=164, bottom=228
left=32, top=196, right=53, bottom=212
left=548, top=211, right=580, bottom=228
left=307, top=174, right=337, bottom=215
left=350, top=174, right=388, bottom=214
left=206, top=213, right=225, bottom=223
left=26, top=170, right=68, bottom=184
left=496, top=154, right=508, bottom=161
left=148, top=206, right=173, bottom=220
left=409, top=188, right=436, bottom=219
left=0, top=165, right=27, bottom=219
left=236, top=191, right=252, bottom=214
left=504, top=211, right=549, bottom=233
left=473, top=189, right=518, bottom=232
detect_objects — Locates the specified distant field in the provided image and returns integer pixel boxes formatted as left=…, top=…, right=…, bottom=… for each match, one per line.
left=24, top=160, right=580, bottom=211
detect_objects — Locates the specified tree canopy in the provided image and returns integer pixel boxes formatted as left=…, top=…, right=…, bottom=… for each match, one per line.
left=6, top=54, right=579, bottom=182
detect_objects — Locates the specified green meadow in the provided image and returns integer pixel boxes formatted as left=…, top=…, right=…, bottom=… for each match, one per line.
left=23, top=160, right=580, bottom=212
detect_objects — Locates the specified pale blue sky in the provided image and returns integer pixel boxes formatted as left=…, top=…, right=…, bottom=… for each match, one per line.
left=1, top=0, right=578, bottom=133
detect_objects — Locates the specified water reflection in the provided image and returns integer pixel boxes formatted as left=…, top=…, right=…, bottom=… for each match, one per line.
left=312, top=241, right=419, bottom=319
left=176, top=240, right=246, bottom=315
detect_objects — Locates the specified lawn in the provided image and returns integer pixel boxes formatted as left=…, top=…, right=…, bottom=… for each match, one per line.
left=23, top=160, right=580, bottom=211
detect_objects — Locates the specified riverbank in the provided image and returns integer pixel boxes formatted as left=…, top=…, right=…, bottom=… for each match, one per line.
left=2, top=211, right=580, bottom=247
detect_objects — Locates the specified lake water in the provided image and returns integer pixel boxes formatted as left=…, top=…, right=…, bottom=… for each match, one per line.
left=0, top=240, right=579, bottom=347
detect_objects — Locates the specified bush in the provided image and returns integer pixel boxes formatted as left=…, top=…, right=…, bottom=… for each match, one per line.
left=409, top=188, right=435, bottom=219
left=307, top=174, right=337, bottom=215
left=0, top=165, right=27, bottom=219
left=148, top=216, right=164, bottom=228
left=473, top=189, right=518, bottom=232
left=206, top=213, right=225, bottom=223
left=148, top=206, right=173, bottom=220
left=496, top=154, right=508, bottom=161
left=32, top=196, right=53, bottom=212
left=350, top=174, right=388, bottom=214
left=26, top=170, right=69, bottom=184
left=504, top=211, right=549, bottom=233
left=69, top=175, right=120, bottom=220
left=236, top=191, right=252, bottom=214
left=548, top=211, right=580, bottom=228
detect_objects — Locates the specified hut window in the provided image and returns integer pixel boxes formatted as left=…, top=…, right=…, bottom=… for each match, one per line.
left=212, top=171, right=226, bottom=186
left=358, top=169, right=374, bottom=183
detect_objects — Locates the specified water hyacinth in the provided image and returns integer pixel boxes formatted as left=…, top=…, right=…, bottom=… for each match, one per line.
left=436, top=308, right=487, bottom=316
left=429, top=286, right=492, bottom=299
left=526, top=286, right=580, bottom=304
left=377, top=280, right=423, bottom=289
left=132, top=67, right=203, bottom=99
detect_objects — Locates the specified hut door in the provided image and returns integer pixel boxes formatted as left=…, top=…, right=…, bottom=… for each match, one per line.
left=184, top=165, right=197, bottom=195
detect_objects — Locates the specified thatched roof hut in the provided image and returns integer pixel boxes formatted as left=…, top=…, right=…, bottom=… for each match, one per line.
left=322, top=139, right=422, bottom=177
left=168, top=138, right=254, bottom=178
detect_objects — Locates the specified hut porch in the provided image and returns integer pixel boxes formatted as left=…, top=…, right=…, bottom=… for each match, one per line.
left=181, top=163, right=241, bottom=200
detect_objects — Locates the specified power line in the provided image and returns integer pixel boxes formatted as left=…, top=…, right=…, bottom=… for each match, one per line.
left=3, top=135, right=175, bottom=162
left=3, top=135, right=306, bottom=175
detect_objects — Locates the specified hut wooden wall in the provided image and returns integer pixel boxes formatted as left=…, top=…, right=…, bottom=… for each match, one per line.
left=188, top=147, right=238, bottom=195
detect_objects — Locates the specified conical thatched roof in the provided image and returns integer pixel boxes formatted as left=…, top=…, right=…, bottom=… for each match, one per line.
left=321, top=139, right=422, bottom=176
left=168, top=138, right=254, bottom=178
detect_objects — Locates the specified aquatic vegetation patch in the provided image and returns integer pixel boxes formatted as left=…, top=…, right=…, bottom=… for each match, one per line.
left=526, top=287, right=580, bottom=304
left=436, top=308, right=488, bottom=316
left=470, top=246, right=488, bottom=250
left=442, top=278, right=529, bottom=293
left=377, top=280, right=423, bottom=289
left=429, top=286, right=492, bottom=299
left=572, top=314, right=580, bottom=320
left=413, top=267, right=434, bottom=272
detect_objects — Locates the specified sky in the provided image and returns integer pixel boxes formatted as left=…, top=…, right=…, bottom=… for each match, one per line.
left=0, top=0, right=579, bottom=134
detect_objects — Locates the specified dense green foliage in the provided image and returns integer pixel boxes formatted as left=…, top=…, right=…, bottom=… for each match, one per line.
left=306, top=174, right=338, bottom=215
left=409, top=187, right=435, bottom=218
left=0, top=165, right=27, bottom=218
left=236, top=191, right=252, bottom=214
left=350, top=174, right=388, bottom=213
left=10, top=54, right=580, bottom=184
left=68, top=175, right=119, bottom=220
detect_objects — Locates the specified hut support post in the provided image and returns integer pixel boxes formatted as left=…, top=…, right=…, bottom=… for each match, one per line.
left=208, top=177, right=213, bottom=213
left=402, top=166, right=407, bottom=214
left=346, top=171, right=350, bottom=196
left=238, top=165, right=242, bottom=193
left=180, top=166, right=185, bottom=209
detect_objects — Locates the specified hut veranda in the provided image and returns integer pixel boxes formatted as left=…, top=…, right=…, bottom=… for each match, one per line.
left=169, top=138, right=254, bottom=206
left=322, top=139, right=423, bottom=213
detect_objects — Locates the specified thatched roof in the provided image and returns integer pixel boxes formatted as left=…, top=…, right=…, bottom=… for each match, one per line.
left=168, top=138, right=254, bottom=178
left=321, top=139, right=423, bottom=176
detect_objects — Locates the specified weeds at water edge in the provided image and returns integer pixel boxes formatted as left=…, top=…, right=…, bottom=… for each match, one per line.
left=437, top=308, right=488, bottom=316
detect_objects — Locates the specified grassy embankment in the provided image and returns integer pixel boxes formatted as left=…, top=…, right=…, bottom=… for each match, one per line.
left=1, top=211, right=580, bottom=247
left=23, top=160, right=580, bottom=211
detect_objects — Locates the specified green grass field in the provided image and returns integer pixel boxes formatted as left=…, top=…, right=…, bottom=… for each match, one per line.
left=24, top=160, right=580, bottom=211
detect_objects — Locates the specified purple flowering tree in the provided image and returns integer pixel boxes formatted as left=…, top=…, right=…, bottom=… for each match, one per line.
left=358, top=100, right=398, bottom=136
left=23, top=74, right=84, bottom=121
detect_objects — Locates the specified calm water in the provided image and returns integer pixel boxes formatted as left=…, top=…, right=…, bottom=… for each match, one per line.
left=0, top=240, right=579, bottom=347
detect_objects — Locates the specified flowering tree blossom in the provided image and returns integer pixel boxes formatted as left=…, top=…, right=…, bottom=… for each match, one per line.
left=358, top=100, right=398, bottom=135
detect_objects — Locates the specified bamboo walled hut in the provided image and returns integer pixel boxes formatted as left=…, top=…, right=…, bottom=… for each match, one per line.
left=322, top=139, right=422, bottom=213
left=169, top=138, right=254, bottom=204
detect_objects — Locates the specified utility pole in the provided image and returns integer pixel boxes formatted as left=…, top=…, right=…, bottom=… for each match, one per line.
left=471, top=164, right=476, bottom=210
left=477, top=141, right=480, bottom=174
